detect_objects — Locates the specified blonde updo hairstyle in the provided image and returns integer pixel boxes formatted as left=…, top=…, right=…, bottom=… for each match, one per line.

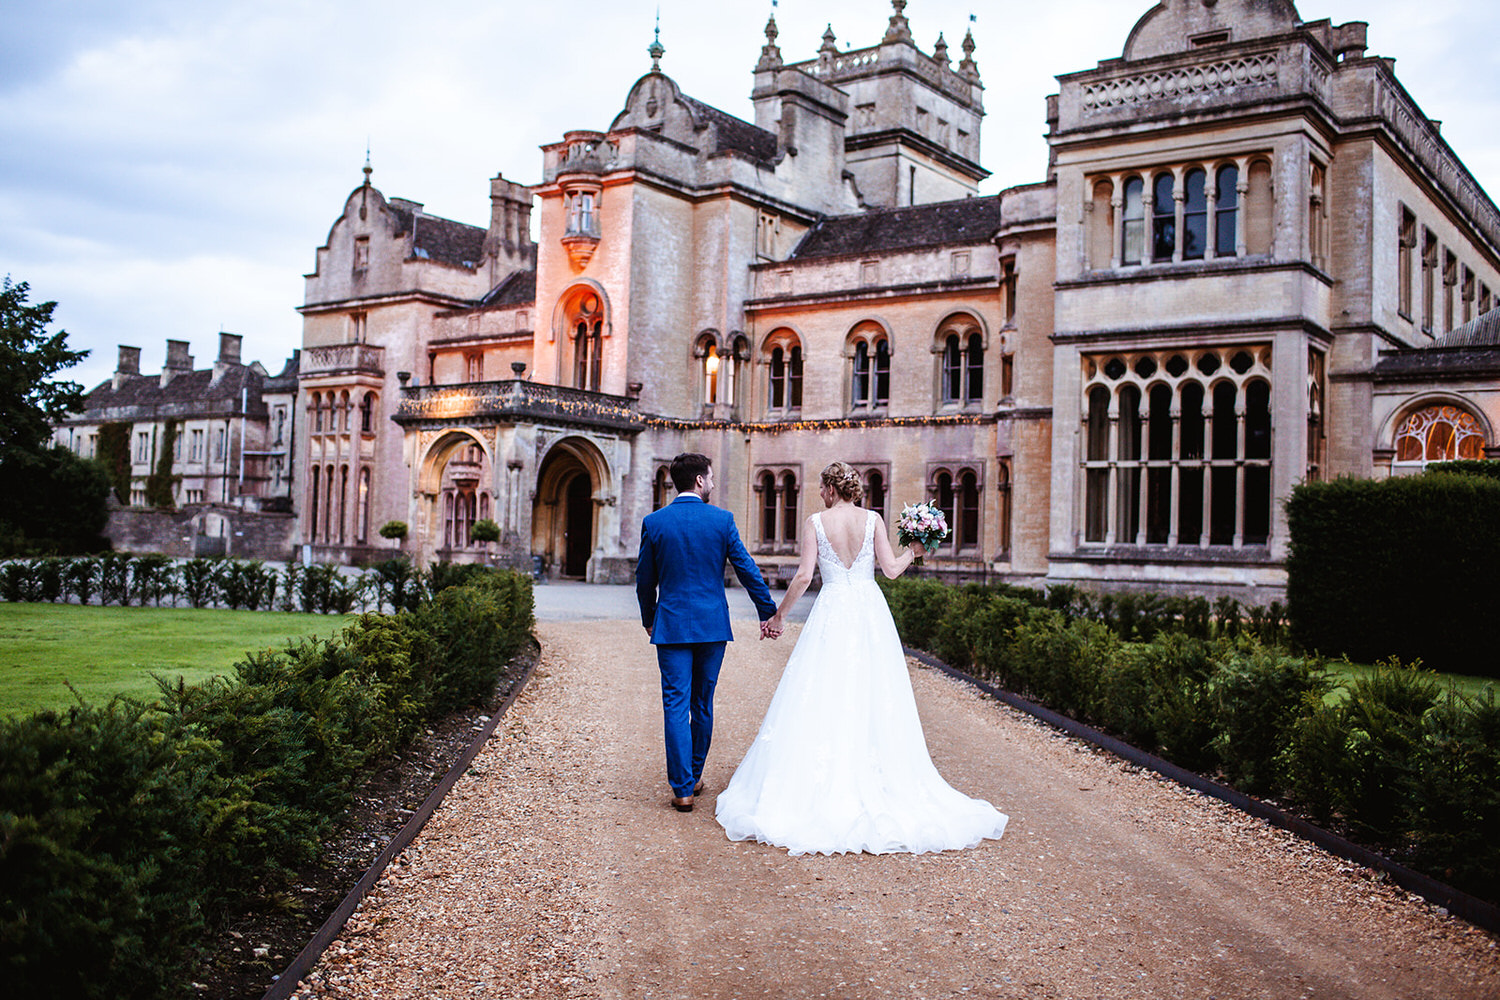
left=820, top=461, right=864, bottom=504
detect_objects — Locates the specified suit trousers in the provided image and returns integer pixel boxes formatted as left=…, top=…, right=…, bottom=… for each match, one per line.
left=656, top=641, right=728, bottom=797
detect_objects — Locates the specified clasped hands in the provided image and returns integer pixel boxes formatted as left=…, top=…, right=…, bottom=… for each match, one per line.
left=760, top=615, right=784, bottom=640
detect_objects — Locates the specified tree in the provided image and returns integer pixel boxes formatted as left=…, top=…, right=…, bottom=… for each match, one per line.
left=0, top=278, right=88, bottom=466
left=0, top=277, right=106, bottom=553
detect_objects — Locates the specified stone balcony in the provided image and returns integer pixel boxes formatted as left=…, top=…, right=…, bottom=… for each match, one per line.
left=394, top=380, right=642, bottom=433
left=301, top=343, right=386, bottom=378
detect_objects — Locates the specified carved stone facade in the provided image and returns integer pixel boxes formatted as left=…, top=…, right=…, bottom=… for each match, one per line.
left=277, top=0, right=1499, bottom=599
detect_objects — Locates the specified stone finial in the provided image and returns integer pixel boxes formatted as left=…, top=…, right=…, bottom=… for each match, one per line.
left=933, top=32, right=949, bottom=68
left=648, top=21, right=665, bottom=73
left=757, top=13, right=783, bottom=71
left=820, top=23, right=838, bottom=55
left=959, top=27, right=979, bottom=81
left=884, top=0, right=912, bottom=43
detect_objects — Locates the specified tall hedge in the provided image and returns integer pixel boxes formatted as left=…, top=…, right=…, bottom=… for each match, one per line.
left=1285, top=473, right=1500, bottom=676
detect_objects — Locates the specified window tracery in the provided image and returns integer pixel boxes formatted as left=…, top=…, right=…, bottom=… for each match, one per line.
left=1393, top=404, right=1486, bottom=471
left=935, top=314, right=983, bottom=408
left=846, top=323, right=890, bottom=412
left=1094, top=157, right=1260, bottom=270
left=764, top=329, right=804, bottom=416
left=1081, top=345, right=1274, bottom=549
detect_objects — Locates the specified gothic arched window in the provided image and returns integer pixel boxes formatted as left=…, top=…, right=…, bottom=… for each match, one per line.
left=1394, top=404, right=1487, bottom=472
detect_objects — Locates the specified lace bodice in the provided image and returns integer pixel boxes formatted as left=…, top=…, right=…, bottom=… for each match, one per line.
left=812, top=510, right=876, bottom=587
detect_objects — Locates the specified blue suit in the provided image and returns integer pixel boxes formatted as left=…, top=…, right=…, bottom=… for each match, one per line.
left=636, top=493, right=778, bottom=797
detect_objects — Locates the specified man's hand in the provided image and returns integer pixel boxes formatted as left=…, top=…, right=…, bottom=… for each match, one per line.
left=644, top=625, right=652, bottom=639
left=760, top=617, right=783, bottom=640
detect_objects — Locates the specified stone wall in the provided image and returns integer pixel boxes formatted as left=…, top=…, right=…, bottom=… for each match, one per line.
left=107, top=504, right=298, bottom=561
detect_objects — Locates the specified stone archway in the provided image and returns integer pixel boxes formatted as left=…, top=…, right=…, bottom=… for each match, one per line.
left=534, top=436, right=609, bottom=580
left=415, top=429, right=494, bottom=565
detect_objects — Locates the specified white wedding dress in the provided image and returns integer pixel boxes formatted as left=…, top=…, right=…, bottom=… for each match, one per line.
left=715, top=510, right=1008, bottom=855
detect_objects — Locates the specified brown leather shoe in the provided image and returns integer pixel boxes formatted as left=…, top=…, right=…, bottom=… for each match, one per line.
left=693, top=780, right=705, bottom=795
left=671, top=795, right=694, bottom=812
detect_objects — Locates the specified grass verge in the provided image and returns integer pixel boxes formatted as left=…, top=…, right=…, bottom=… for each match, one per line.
left=0, top=603, right=353, bottom=715
left=1325, top=658, right=1496, bottom=704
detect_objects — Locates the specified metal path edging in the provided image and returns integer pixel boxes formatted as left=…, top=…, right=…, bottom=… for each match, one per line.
left=260, top=645, right=540, bottom=1000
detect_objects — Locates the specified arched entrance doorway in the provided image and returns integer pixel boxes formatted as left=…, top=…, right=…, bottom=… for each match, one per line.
left=561, top=471, right=593, bottom=577
left=415, top=430, right=495, bottom=565
left=534, top=437, right=608, bottom=580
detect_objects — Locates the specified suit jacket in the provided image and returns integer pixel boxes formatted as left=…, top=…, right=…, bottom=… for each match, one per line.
left=636, top=493, right=778, bottom=645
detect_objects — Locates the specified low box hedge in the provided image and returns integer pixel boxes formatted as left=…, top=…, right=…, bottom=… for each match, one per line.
left=0, top=568, right=533, bottom=999
left=880, top=577, right=1500, bottom=906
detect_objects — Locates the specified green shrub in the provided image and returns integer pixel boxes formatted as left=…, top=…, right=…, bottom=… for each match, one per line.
left=129, top=554, right=174, bottom=607
left=1287, top=474, right=1500, bottom=676
left=1208, top=643, right=1328, bottom=793
left=968, top=594, right=1049, bottom=688
left=220, top=559, right=275, bottom=611
left=369, top=557, right=424, bottom=613
left=0, top=702, right=211, bottom=1000
left=1411, top=688, right=1500, bottom=899
left=179, top=558, right=218, bottom=609
left=414, top=569, right=534, bottom=715
left=1098, top=634, right=1219, bottom=770
left=879, top=578, right=952, bottom=653
left=98, top=553, right=130, bottom=606
left=62, top=557, right=98, bottom=605
left=1007, top=611, right=1117, bottom=719
left=1334, top=661, right=1441, bottom=843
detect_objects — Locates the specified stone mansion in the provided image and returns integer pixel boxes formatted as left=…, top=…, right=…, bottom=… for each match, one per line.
left=63, top=1, right=1500, bottom=599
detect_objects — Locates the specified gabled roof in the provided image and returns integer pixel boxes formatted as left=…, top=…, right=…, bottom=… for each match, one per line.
left=677, top=94, right=778, bottom=162
left=480, top=269, right=537, bottom=309
left=789, top=196, right=1004, bottom=260
left=1375, top=306, right=1500, bottom=376
left=387, top=206, right=487, bottom=269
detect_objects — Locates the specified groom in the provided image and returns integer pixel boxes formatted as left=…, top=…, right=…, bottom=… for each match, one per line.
left=636, top=452, right=779, bottom=813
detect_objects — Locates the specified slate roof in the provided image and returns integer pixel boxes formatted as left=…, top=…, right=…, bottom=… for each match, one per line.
left=790, top=196, right=1004, bottom=260
left=388, top=206, right=487, bottom=269
left=480, top=269, right=537, bottom=309
left=1375, top=306, right=1500, bottom=377
left=678, top=94, right=778, bottom=162
left=76, top=364, right=271, bottom=419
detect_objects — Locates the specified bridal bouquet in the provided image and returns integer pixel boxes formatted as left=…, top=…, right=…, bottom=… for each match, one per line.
left=895, top=500, right=950, bottom=552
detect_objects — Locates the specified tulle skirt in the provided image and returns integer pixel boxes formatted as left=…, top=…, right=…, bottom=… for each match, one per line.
left=715, top=578, right=1007, bottom=856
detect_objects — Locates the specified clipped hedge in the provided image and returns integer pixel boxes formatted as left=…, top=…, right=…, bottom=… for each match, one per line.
left=1286, top=472, right=1500, bottom=676
left=0, top=568, right=533, bottom=999
left=880, top=576, right=1500, bottom=905
left=0, top=554, right=506, bottom=615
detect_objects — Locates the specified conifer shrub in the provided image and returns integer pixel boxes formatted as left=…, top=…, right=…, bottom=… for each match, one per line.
left=0, top=701, right=211, bottom=1000
left=1208, top=644, right=1329, bottom=793
left=0, top=570, right=535, bottom=997
left=880, top=575, right=1500, bottom=906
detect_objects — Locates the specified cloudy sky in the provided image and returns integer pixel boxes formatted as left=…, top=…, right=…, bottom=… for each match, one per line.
left=4, top=0, right=1498, bottom=390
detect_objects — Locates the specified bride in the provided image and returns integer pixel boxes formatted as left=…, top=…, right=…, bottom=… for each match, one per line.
left=715, top=462, right=1008, bottom=855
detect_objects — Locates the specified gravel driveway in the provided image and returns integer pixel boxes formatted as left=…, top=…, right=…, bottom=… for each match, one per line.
left=293, top=615, right=1499, bottom=999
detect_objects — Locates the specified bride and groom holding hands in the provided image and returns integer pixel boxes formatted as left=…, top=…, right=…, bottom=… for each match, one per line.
left=636, top=452, right=1007, bottom=856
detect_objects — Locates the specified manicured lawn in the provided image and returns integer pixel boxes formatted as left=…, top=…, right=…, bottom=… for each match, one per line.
left=1324, top=658, right=1496, bottom=704
left=0, top=604, right=355, bottom=716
